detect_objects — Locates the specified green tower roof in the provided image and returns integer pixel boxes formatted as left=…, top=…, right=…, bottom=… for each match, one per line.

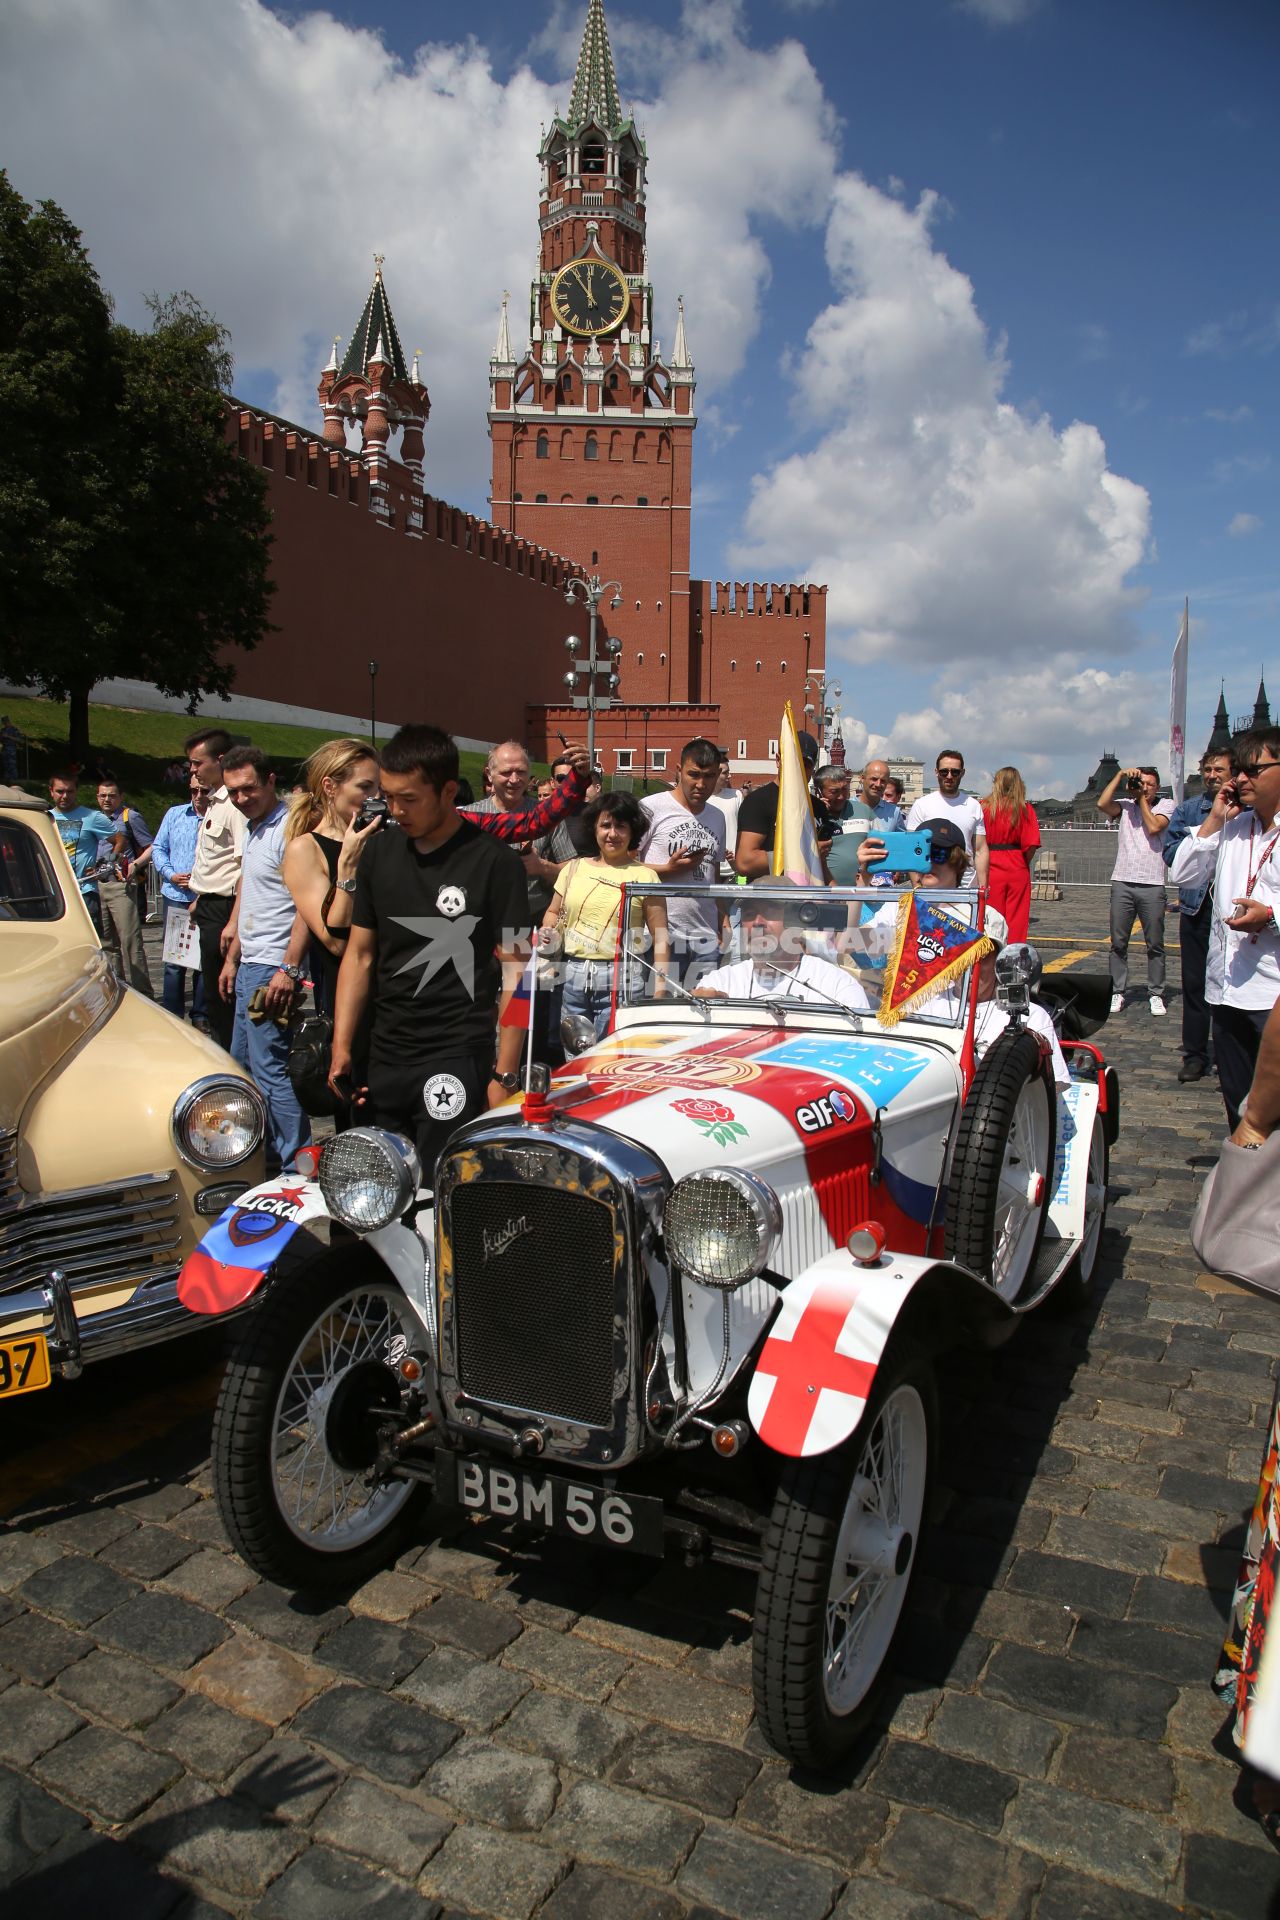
left=567, top=0, right=623, bottom=135
left=339, top=259, right=409, bottom=385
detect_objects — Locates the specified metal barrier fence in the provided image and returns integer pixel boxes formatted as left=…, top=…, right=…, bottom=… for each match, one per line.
left=1032, top=829, right=1174, bottom=892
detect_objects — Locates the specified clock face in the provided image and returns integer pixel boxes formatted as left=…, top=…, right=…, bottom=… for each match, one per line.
left=550, top=258, right=629, bottom=337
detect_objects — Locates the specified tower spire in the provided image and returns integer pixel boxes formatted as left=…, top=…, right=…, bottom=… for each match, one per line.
left=671, top=296, right=692, bottom=371
left=1254, top=670, right=1272, bottom=730
left=340, top=256, right=409, bottom=385
left=568, top=0, right=622, bottom=134
left=491, top=291, right=513, bottom=366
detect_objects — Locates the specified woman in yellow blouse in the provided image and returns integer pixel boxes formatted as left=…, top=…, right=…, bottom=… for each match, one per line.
left=539, top=791, right=669, bottom=1047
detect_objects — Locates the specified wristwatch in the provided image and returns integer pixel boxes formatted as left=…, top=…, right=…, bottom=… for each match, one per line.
left=278, top=962, right=304, bottom=983
left=490, top=1069, right=520, bottom=1091
left=334, top=877, right=357, bottom=894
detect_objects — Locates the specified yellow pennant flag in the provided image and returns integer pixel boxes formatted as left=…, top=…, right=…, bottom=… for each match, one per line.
left=772, top=700, right=824, bottom=885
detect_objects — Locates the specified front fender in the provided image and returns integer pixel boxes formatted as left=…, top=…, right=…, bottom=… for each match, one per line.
left=748, top=1249, right=1017, bottom=1458
left=177, top=1176, right=331, bottom=1316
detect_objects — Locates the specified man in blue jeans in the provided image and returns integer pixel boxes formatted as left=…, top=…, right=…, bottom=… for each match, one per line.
left=151, top=769, right=209, bottom=1024
left=220, top=746, right=311, bottom=1170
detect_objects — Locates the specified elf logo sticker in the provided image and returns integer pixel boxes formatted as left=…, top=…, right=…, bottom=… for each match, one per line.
left=795, top=1088, right=861, bottom=1135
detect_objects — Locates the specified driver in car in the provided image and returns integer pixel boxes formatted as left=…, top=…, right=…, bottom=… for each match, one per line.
left=693, top=878, right=871, bottom=1010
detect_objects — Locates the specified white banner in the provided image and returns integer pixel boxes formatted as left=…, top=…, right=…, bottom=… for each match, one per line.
left=1170, top=597, right=1189, bottom=806
left=162, top=906, right=201, bottom=971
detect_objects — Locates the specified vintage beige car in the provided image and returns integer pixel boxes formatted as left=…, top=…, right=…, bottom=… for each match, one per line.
left=0, top=784, right=266, bottom=1397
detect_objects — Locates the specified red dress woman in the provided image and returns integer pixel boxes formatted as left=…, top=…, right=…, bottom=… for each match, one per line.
left=981, top=767, right=1040, bottom=944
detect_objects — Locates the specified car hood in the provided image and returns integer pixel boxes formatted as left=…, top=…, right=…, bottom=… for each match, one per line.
left=497, top=1022, right=961, bottom=1273
left=0, top=927, right=120, bottom=1134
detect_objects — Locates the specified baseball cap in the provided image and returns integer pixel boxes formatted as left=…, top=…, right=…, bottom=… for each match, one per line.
left=922, top=816, right=966, bottom=853
left=796, top=730, right=820, bottom=766
left=982, top=907, right=1009, bottom=949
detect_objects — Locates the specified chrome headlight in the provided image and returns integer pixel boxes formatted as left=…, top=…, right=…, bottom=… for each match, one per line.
left=172, top=1076, right=266, bottom=1170
left=664, top=1169, right=781, bottom=1291
left=319, top=1128, right=420, bottom=1233
left=561, top=1012, right=598, bottom=1057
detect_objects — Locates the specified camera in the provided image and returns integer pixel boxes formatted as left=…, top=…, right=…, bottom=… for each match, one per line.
left=357, top=794, right=389, bottom=829
left=1126, top=774, right=1143, bottom=795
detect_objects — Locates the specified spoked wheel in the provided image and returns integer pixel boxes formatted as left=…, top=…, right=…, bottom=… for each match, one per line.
left=946, top=1028, right=1056, bottom=1303
left=1051, top=1107, right=1109, bottom=1312
left=213, top=1244, right=430, bottom=1589
left=753, top=1341, right=936, bottom=1768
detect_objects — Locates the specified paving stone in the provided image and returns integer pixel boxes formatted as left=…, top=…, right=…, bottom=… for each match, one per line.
left=99, top=1525, right=196, bottom=1581
left=611, top=1723, right=759, bottom=1820
left=254, top=1843, right=441, bottom=1918
left=53, top=1647, right=182, bottom=1728
left=1051, top=1416, right=1143, bottom=1461
left=1041, top=1515, right=1167, bottom=1575
left=1003, top=1780, right=1180, bottom=1898
left=872, top=1740, right=1017, bottom=1834
left=1069, top=1616, right=1214, bottom=1684
left=877, top=1680, right=943, bottom=1739
left=18, top=1552, right=140, bottom=1627
left=96, top=1590, right=230, bottom=1673
left=503, top=1623, right=628, bottom=1701
left=0, top=1609, right=93, bottom=1683
left=677, top=1826, right=843, bottom=1920
left=169, top=1499, right=233, bottom=1549
left=1127, top=1573, right=1230, bottom=1636
left=1034, top=1865, right=1186, bottom=1920
left=0, top=1765, right=87, bottom=1881
left=877, top=1808, right=1043, bottom=1918
left=132, top=1775, right=304, bottom=1896
left=315, top=1615, right=434, bottom=1690
left=950, top=1587, right=1074, bottom=1653
left=541, top=1863, right=684, bottom=1920
left=928, top=1692, right=1060, bottom=1778
left=423, top=1733, right=558, bottom=1830
left=0, top=1682, right=84, bottom=1767
left=490, top=1574, right=583, bottom=1634
left=189, top=1631, right=328, bottom=1723
left=415, top=1589, right=521, bottom=1660
left=545, top=1779, right=701, bottom=1878
left=420, top=1824, right=567, bottom=1918
left=399, top=1538, right=509, bottom=1596
left=39, top=1506, right=140, bottom=1554
left=158, top=1547, right=257, bottom=1612
left=10, top=1824, right=197, bottom=1920
left=1160, top=1465, right=1256, bottom=1516
left=146, top=1691, right=271, bottom=1780
left=1162, top=1539, right=1240, bottom=1588
left=1057, top=1731, right=1175, bottom=1813
left=348, top=1569, right=439, bottom=1622
left=34, top=1723, right=181, bottom=1824
left=735, top=1763, right=888, bottom=1867
left=501, top=1688, right=634, bottom=1773
left=228, top=1735, right=343, bottom=1823
left=1182, top=1829, right=1280, bottom=1920
left=313, top=1774, right=452, bottom=1880
left=226, top=1581, right=350, bottom=1655
left=1087, top=1488, right=1217, bottom=1541
left=830, top=1882, right=969, bottom=1919
left=892, top=1620, right=992, bottom=1692
left=1164, top=1681, right=1234, bottom=1755
left=117, top=1481, right=202, bottom=1523
left=1172, top=1749, right=1279, bottom=1846
left=573, top=1604, right=700, bottom=1668
left=984, top=1645, right=1177, bottom=1740
left=610, top=1664, right=754, bottom=1742
left=0, top=1530, right=62, bottom=1590
left=397, top=1643, right=530, bottom=1731
left=293, top=1682, right=458, bottom=1786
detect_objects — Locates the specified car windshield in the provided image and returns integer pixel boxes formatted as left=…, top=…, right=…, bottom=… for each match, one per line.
left=613, top=881, right=982, bottom=1029
left=0, top=821, right=64, bottom=922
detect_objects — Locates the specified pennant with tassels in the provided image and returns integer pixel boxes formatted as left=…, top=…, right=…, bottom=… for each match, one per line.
left=876, top=892, right=993, bottom=1027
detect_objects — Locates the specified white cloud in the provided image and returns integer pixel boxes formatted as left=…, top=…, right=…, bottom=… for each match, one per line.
left=956, top=0, right=1042, bottom=23
left=1075, top=322, right=1110, bottom=362
left=1206, top=404, right=1253, bottom=423
left=0, top=0, right=837, bottom=503
left=731, top=175, right=1150, bottom=690
left=1228, top=512, right=1262, bottom=538
left=1211, top=452, right=1271, bottom=486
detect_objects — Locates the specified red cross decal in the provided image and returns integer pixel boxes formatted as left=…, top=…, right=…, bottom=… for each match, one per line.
left=755, top=1279, right=876, bottom=1456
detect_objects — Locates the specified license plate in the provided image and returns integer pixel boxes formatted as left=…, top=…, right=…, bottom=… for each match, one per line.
left=0, top=1333, right=51, bottom=1399
left=441, top=1454, right=664, bottom=1557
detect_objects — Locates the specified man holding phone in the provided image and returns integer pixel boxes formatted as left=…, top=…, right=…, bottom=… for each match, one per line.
left=1097, top=763, right=1170, bottom=1016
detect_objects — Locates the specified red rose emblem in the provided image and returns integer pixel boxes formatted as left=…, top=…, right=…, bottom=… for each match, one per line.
left=673, top=1097, right=734, bottom=1125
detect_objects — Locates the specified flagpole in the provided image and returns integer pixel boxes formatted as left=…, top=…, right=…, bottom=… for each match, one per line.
left=1170, top=597, right=1189, bottom=807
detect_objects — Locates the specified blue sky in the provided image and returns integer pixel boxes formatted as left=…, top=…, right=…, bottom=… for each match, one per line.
left=3, top=0, right=1276, bottom=792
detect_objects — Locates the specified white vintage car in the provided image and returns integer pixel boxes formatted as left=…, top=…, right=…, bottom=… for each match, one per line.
left=181, top=882, right=1117, bottom=1768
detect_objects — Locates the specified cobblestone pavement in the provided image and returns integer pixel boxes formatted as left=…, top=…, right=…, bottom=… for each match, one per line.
left=2, top=892, right=1278, bottom=1918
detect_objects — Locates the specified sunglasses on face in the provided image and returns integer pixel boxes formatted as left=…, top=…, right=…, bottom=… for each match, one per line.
left=553, top=771, right=571, bottom=782
left=1238, top=759, right=1278, bottom=779
left=929, top=847, right=955, bottom=864
left=938, top=768, right=962, bottom=779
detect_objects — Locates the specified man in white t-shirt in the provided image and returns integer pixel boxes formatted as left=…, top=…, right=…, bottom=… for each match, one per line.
left=708, top=754, right=742, bottom=880
left=907, top=749, right=989, bottom=889
left=695, top=879, right=871, bottom=1011
left=1096, top=763, right=1170, bottom=1017
left=640, top=737, right=727, bottom=978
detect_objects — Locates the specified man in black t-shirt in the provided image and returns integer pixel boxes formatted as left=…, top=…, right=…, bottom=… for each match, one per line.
left=733, top=730, right=834, bottom=877
left=330, top=725, right=530, bottom=1175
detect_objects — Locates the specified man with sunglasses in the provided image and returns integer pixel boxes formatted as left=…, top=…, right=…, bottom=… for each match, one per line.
left=907, top=751, right=989, bottom=888
left=1170, top=729, right=1280, bottom=1129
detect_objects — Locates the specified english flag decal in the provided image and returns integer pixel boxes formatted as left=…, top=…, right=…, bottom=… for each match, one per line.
left=749, top=1265, right=919, bottom=1457
left=178, top=1182, right=320, bottom=1316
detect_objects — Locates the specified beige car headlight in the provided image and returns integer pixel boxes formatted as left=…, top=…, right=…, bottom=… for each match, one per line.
left=319, top=1129, right=421, bottom=1233
left=172, top=1076, right=266, bottom=1170
left=664, top=1169, right=782, bottom=1291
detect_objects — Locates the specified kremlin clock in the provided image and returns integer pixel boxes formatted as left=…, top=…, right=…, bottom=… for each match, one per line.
left=550, top=257, right=629, bottom=337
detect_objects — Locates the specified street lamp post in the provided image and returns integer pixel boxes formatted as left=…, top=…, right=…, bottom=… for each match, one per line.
left=563, top=572, right=623, bottom=774
left=803, top=670, right=843, bottom=757
left=368, top=659, right=379, bottom=748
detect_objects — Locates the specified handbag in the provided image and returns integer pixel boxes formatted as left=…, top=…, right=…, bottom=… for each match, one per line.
left=287, top=1009, right=342, bottom=1117
left=1190, top=1129, right=1280, bottom=1298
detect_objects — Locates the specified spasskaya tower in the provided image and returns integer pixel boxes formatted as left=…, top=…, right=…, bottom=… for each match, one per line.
left=488, top=0, right=696, bottom=707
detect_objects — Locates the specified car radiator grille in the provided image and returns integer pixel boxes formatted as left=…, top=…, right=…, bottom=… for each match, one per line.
left=449, top=1180, right=617, bottom=1428
left=0, top=1132, right=182, bottom=1298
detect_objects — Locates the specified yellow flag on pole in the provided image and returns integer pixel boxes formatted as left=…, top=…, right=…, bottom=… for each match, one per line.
left=772, top=700, right=825, bottom=885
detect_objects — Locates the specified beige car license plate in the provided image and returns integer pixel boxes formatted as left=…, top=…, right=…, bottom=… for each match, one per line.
left=0, top=1333, right=52, bottom=1399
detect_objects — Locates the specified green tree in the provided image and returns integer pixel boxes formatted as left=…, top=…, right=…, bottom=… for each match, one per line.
left=0, top=173, right=273, bottom=762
